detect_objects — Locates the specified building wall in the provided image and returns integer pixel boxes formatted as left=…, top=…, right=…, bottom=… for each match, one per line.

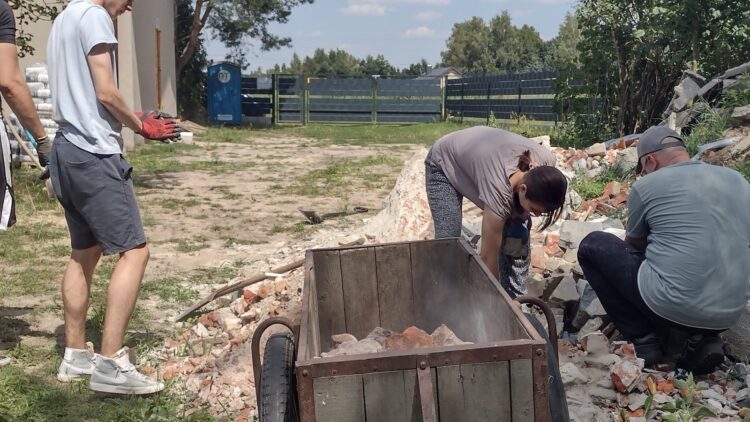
left=12, top=1, right=176, bottom=152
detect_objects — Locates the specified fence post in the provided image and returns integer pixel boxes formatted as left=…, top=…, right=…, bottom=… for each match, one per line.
left=460, top=81, right=465, bottom=123
left=301, top=75, right=308, bottom=126
left=371, top=77, right=378, bottom=124
left=272, top=74, right=279, bottom=125
left=441, top=76, right=447, bottom=121
left=485, top=79, right=492, bottom=125
left=517, top=78, right=522, bottom=124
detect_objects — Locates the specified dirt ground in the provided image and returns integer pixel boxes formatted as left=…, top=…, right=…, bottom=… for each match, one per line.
left=0, top=128, right=421, bottom=420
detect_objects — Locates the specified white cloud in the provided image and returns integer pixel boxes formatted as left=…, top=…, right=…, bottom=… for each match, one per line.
left=415, top=10, right=442, bottom=21
left=403, top=26, right=437, bottom=38
left=309, top=30, right=323, bottom=38
left=341, top=3, right=386, bottom=16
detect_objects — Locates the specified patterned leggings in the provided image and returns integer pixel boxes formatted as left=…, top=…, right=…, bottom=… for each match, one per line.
left=424, top=149, right=530, bottom=298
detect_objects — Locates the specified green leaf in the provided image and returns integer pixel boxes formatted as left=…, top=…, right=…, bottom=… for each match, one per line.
left=693, top=406, right=716, bottom=417
left=633, top=29, right=646, bottom=38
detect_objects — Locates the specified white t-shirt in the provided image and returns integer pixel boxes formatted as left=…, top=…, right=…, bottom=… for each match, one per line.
left=47, top=0, right=123, bottom=155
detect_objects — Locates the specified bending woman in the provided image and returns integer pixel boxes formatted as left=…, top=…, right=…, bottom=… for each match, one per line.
left=425, top=126, right=567, bottom=297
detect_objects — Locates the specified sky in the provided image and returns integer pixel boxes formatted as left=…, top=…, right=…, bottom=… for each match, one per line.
left=206, top=0, right=577, bottom=71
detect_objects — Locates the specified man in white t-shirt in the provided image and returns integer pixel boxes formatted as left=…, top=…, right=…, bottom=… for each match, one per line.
left=47, top=0, right=178, bottom=394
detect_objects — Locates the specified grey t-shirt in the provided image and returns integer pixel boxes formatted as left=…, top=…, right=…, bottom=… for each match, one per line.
left=429, top=126, right=556, bottom=220
left=47, top=0, right=122, bottom=155
left=627, top=160, right=750, bottom=330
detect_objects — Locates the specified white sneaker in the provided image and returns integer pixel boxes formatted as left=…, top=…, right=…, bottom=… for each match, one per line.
left=89, top=347, right=164, bottom=395
left=57, top=342, right=96, bottom=382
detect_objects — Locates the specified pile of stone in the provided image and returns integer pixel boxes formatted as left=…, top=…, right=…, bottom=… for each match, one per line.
left=560, top=330, right=750, bottom=421
left=321, top=325, right=470, bottom=358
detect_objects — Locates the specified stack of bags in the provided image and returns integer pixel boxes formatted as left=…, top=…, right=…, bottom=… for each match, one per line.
left=5, top=63, right=57, bottom=165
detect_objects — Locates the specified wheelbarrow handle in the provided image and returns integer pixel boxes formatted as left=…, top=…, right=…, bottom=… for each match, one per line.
left=516, top=295, right=559, bottom=357
left=251, top=317, right=298, bottom=406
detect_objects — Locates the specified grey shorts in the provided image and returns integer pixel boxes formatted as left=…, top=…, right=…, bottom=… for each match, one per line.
left=49, top=134, right=145, bottom=255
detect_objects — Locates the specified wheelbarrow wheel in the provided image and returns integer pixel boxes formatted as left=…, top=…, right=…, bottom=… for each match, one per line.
left=260, top=332, right=298, bottom=422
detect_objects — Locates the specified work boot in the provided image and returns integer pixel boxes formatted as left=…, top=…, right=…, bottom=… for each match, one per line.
left=632, top=333, right=664, bottom=367
left=90, top=347, right=164, bottom=395
left=57, top=342, right=96, bottom=382
left=680, top=335, right=726, bottom=375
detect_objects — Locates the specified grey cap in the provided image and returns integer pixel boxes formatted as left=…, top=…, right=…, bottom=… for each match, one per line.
left=636, top=126, right=686, bottom=174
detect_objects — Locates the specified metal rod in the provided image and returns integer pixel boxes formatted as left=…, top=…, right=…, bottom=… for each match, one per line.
left=516, top=295, right=559, bottom=357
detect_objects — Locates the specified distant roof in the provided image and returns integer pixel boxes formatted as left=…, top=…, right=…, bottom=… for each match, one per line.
left=415, top=67, right=463, bottom=79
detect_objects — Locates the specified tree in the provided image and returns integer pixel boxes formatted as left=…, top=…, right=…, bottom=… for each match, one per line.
left=359, top=55, right=397, bottom=78
left=401, top=59, right=431, bottom=77
left=441, top=17, right=495, bottom=75
left=8, top=0, right=60, bottom=57
left=575, top=0, right=750, bottom=135
left=176, top=0, right=314, bottom=80
left=546, top=12, right=581, bottom=72
left=175, top=0, right=208, bottom=121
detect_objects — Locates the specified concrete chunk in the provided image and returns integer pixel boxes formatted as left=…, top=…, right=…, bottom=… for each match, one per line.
left=551, top=276, right=580, bottom=303
left=560, top=362, right=589, bottom=385
left=732, top=105, right=750, bottom=121
left=559, top=220, right=603, bottom=249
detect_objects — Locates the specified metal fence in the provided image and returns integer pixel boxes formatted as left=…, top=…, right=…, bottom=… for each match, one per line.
left=445, top=71, right=562, bottom=123
left=241, top=75, right=443, bottom=124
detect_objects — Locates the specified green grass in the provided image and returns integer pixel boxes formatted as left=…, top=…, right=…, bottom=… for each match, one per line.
left=174, top=236, right=209, bottom=253
left=735, top=162, right=750, bottom=183
left=683, top=105, right=731, bottom=156
left=140, top=276, right=198, bottom=304
left=572, top=163, right=634, bottom=200
left=0, top=364, right=214, bottom=422
left=205, top=122, right=475, bottom=146
left=284, top=154, right=402, bottom=196
left=127, top=142, right=251, bottom=176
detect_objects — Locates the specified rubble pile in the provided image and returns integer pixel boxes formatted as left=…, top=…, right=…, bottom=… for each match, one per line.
left=321, top=325, right=470, bottom=357
left=149, top=268, right=304, bottom=416
left=560, top=331, right=750, bottom=421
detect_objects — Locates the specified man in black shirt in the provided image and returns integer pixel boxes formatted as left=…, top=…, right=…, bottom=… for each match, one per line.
left=0, top=0, right=48, bottom=367
left=0, top=0, right=48, bottom=231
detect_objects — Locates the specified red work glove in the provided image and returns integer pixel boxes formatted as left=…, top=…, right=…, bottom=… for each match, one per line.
left=135, top=111, right=179, bottom=142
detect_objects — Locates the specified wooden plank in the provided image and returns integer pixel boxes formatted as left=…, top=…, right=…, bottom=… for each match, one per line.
left=532, top=345, right=550, bottom=422
left=510, top=359, right=534, bottom=422
left=308, top=257, right=321, bottom=358
left=461, top=362, right=511, bottom=421
left=363, top=371, right=411, bottom=422
left=299, top=253, right=313, bottom=360
left=466, top=258, right=529, bottom=342
left=297, top=366, right=317, bottom=422
left=436, top=362, right=511, bottom=421
left=436, top=365, right=464, bottom=422
left=410, top=239, right=469, bottom=333
left=314, top=375, right=365, bottom=421
left=339, top=248, right=380, bottom=340
left=314, top=250, right=346, bottom=353
left=375, top=244, right=415, bottom=332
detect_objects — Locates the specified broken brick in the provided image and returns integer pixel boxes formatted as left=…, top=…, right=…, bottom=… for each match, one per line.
left=384, top=326, right=434, bottom=351
left=242, top=289, right=258, bottom=304
left=611, top=360, right=642, bottom=393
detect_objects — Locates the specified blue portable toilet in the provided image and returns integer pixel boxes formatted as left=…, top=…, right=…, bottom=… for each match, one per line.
left=207, top=62, right=242, bottom=125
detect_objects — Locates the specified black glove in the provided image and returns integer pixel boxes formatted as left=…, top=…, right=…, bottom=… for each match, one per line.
left=35, top=135, right=52, bottom=167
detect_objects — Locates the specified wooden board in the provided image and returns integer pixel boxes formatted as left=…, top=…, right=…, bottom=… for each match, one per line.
left=313, top=375, right=365, bottom=421
left=466, top=259, right=530, bottom=342
left=410, top=239, right=469, bottom=333
left=363, top=371, right=417, bottom=422
left=437, top=362, right=511, bottom=422
left=339, top=248, right=380, bottom=340
left=375, top=244, right=415, bottom=332
left=510, top=359, right=535, bottom=421
left=314, top=250, right=346, bottom=353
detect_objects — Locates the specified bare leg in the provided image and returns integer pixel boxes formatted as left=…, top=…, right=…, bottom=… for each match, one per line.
left=62, top=245, right=102, bottom=349
left=101, top=244, right=149, bottom=356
